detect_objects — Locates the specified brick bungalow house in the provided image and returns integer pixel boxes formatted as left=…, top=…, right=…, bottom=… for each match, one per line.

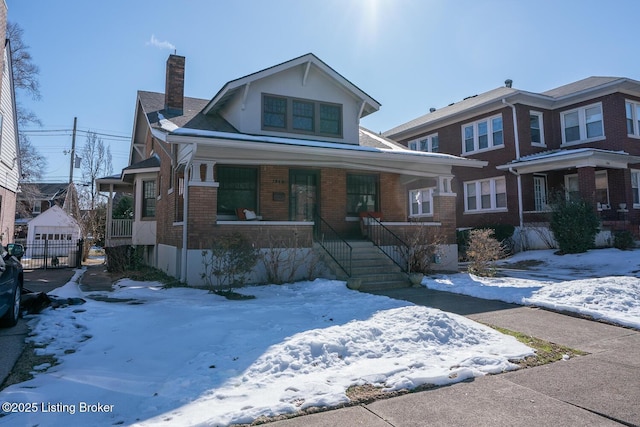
left=99, top=53, right=484, bottom=287
left=384, top=77, right=640, bottom=248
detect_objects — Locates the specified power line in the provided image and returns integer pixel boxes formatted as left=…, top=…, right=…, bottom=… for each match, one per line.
left=21, top=128, right=130, bottom=140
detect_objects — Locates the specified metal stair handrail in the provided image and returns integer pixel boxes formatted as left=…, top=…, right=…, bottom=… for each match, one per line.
left=314, top=212, right=352, bottom=277
left=363, top=213, right=411, bottom=273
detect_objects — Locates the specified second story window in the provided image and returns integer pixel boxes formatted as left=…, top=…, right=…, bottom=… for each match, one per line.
left=461, top=115, right=503, bottom=154
left=530, top=111, right=545, bottom=146
left=408, top=134, right=439, bottom=153
left=561, top=103, right=604, bottom=145
left=263, top=94, right=342, bottom=137
left=626, top=100, right=640, bottom=137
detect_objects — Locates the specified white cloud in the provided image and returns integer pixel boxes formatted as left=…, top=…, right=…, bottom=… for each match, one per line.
left=146, top=34, right=176, bottom=51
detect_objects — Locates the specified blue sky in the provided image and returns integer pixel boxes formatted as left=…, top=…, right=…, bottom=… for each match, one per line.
left=8, top=0, right=640, bottom=182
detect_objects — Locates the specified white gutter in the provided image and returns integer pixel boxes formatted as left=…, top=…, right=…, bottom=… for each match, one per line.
left=503, top=99, right=523, bottom=230
left=180, top=145, right=195, bottom=283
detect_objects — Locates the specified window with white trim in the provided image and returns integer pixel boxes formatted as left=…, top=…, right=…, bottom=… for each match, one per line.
left=408, top=133, right=439, bottom=153
left=631, top=170, right=640, bottom=206
left=530, top=111, right=545, bottom=146
left=32, top=201, right=41, bottom=214
left=561, top=103, right=604, bottom=144
left=464, top=176, right=507, bottom=212
left=409, top=188, right=434, bottom=216
left=626, top=100, right=640, bottom=137
left=461, top=114, right=503, bottom=154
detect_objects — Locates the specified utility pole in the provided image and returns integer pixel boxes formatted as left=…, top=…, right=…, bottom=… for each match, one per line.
left=68, top=116, right=77, bottom=184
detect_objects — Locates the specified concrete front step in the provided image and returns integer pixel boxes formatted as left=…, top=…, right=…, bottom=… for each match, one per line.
left=316, top=240, right=412, bottom=290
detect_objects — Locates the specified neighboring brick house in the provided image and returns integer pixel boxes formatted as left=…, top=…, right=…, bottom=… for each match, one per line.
left=99, top=53, right=484, bottom=286
left=384, top=77, right=640, bottom=247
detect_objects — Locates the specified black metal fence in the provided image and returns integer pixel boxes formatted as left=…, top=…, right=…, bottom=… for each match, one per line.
left=15, top=239, right=84, bottom=270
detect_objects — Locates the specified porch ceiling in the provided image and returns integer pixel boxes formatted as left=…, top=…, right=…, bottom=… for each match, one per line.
left=497, top=149, right=640, bottom=175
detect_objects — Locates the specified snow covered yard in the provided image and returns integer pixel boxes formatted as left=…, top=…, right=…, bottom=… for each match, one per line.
left=3, top=247, right=637, bottom=426
left=0, top=274, right=532, bottom=427
left=427, top=247, right=640, bottom=330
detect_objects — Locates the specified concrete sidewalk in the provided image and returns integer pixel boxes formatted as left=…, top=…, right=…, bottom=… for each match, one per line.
left=267, top=288, right=640, bottom=426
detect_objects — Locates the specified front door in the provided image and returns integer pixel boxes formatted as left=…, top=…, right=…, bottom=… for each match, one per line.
left=289, top=170, right=318, bottom=221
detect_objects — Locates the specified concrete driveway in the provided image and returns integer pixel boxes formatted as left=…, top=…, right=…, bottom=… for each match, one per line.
left=0, top=268, right=77, bottom=388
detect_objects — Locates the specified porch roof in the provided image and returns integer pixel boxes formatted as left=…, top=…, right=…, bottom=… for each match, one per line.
left=168, top=128, right=486, bottom=178
left=496, top=148, right=640, bottom=175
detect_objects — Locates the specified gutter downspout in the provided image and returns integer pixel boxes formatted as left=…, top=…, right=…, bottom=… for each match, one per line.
left=502, top=99, right=524, bottom=231
left=180, top=146, right=194, bottom=284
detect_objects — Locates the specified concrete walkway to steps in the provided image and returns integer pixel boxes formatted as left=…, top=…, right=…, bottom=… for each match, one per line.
left=266, top=287, right=640, bottom=426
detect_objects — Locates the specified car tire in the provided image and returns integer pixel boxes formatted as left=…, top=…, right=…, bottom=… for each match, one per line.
left=0, top=282, right=21, bottom=328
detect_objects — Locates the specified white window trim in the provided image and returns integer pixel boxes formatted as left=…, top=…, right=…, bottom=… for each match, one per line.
left=408, top=133, right=439, bottom=152
left=560, top=102, right=605, bottom=146
left=461, top=114, right=503, bottom=155
left=32, top=202, right=42, bottom=214
left=408, top=187, right=434, bottom=217
left=626, top=99, right=640, bottom=139
left=530, top=111, right=545, bottom=146
left=631, top=169, right=640, bottom=208
left=463, top=176, right=507, bottom=213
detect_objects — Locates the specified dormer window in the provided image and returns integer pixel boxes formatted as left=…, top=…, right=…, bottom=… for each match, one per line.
left=262, top=94, right=342, bottom=137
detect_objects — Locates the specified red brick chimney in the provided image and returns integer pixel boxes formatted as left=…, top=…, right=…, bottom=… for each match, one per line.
left=165, top=54, right=185, bottom=114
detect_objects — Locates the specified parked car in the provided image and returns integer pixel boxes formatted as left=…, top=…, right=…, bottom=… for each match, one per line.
left=0, top=243, right=24, bottom=327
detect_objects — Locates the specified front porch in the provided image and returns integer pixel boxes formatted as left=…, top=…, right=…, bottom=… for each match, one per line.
left=499, top=148, right=640, bottom=239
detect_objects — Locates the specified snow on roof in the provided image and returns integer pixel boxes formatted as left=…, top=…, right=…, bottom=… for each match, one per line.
left=170, top=127, right=470, bottom=162
left=510, top=148, right=630, bottom=163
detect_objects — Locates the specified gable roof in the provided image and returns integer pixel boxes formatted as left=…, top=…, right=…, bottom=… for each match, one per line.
left=202, top=53, right=381, bottom=118
left=18, top=182, right=70, bottom=201
left=138, top=91, right=237, bottom=133
left=27, top=204, right=81, bottom=229
left=541, top=76, right=625, bottom=98
left=384, top=86, right=517, bottom=139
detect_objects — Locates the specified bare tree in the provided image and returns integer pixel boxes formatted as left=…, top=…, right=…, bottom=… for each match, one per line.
left=7, top=21, right=46, bottom=182
left=80, top=131, right=112, bottom=209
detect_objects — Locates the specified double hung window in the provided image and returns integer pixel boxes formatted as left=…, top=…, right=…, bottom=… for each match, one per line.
left=408, top=133, right=439, bottom=152
left=216, top=166, right=258, bottom=215
left=409, top=188, right=434, bottom=216
left=142, top=180, right=157, bottom=218
left=530, top=111, right=544, bottom=145
left=626, top=100, right=640, bottom=137
left=347, top=174, right=378, bottom=215
left=464, top=177, right=507, bottom=212
left=461, top=115, right=503, bottom=154
left=561, top=103, right=604, bottom=144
